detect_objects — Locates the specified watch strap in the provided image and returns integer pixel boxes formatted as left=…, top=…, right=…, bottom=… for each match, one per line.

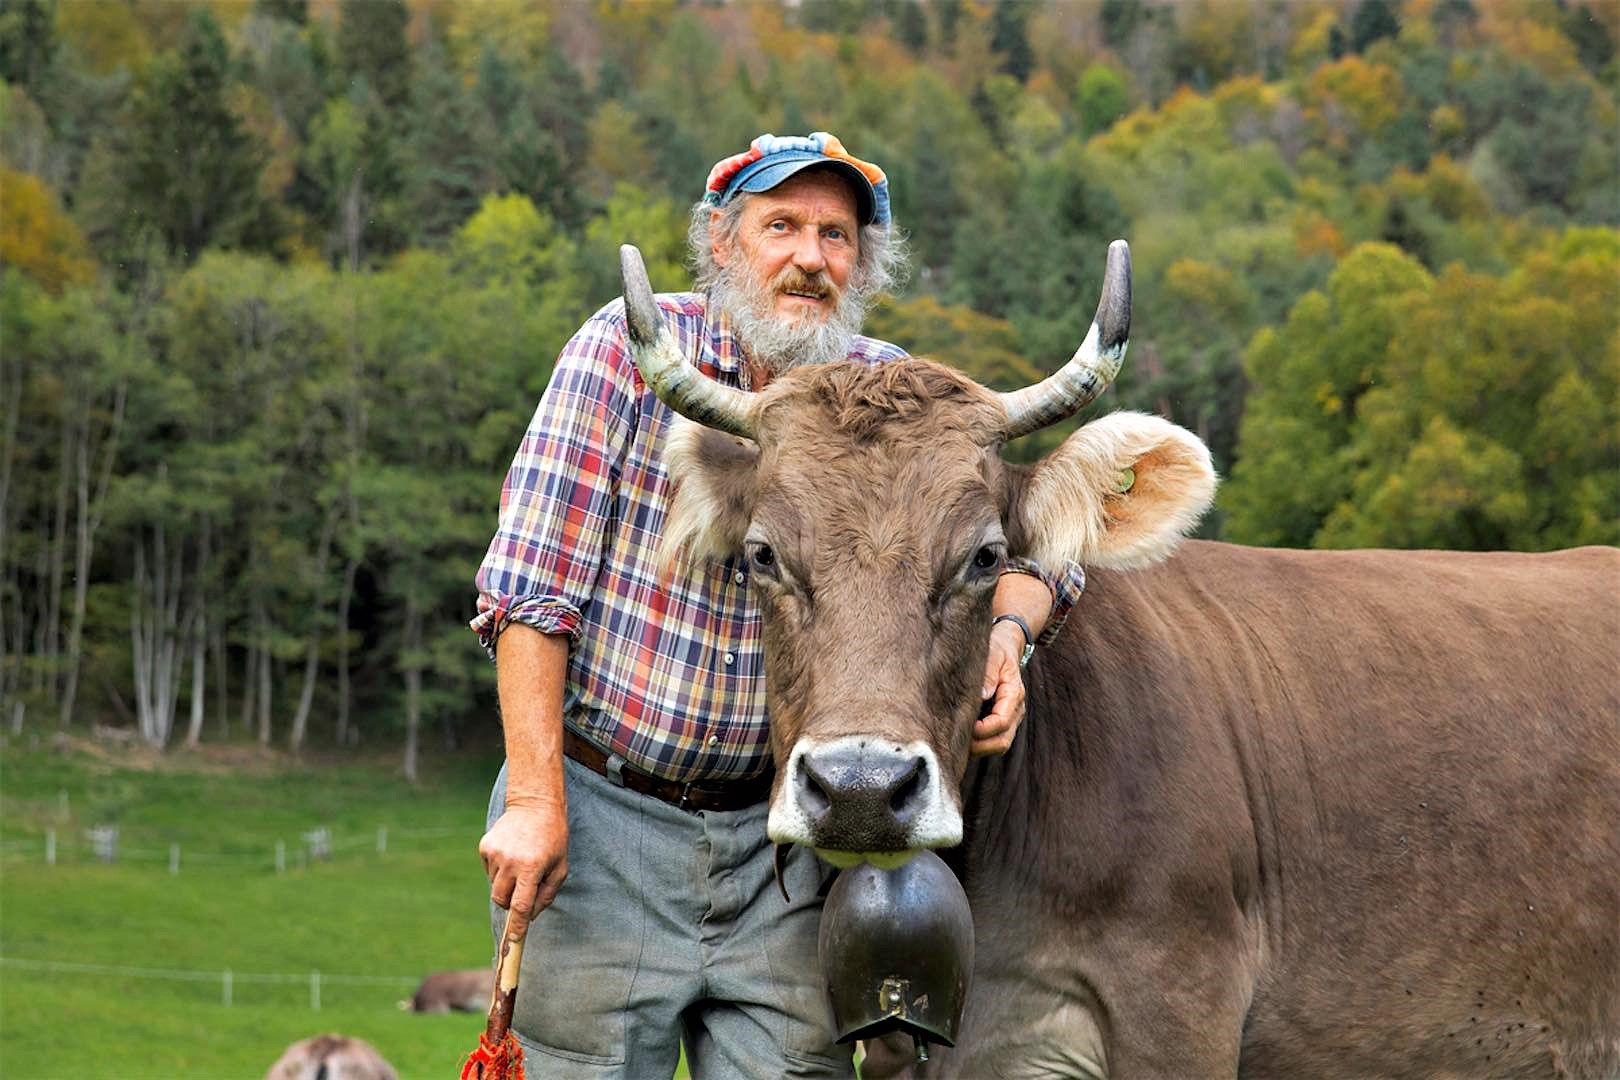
left=991, top=613, right=1036, bottom=669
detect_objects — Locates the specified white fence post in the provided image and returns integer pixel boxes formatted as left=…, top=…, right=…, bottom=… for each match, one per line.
left=310, top=970, right=321, bottom=1011
left=169, top=843, right=180, bottom=874
left=45, top=829, right=55, bottom=866
left=377, top=826, right=387, bottom=855
left=90, top=826, right=117, bottom=863
left=58, top=789, right=69, bottom=820
left=223, top=969, right=233, bottom=1007
left=275, top=840, right=285, bottom=874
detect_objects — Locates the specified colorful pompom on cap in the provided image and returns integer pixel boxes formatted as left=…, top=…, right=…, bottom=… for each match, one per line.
left=704, top=132, right=891, bottom=227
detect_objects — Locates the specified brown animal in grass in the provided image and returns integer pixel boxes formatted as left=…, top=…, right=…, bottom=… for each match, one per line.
left=264, top=1033, right=397, bottom=1080
left=402, top=967, right=494, bottom=1013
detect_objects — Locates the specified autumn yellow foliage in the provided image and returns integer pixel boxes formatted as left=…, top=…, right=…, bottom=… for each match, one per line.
left=0, top=168, right=96, bottom=294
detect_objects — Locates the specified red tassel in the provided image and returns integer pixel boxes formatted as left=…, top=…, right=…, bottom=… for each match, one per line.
left=459, top=1031, right=526, bottom=1080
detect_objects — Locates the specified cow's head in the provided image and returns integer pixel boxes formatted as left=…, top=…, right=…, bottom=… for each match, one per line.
left=621, top=243, right=1215, bottom=866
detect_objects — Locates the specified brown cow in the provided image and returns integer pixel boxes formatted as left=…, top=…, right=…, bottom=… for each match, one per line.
left=402, top=967, right=494, bottom=1013
left=263, top=1033, right=397, bottom=1080
left=619, top=243, right=1620, bottom=1077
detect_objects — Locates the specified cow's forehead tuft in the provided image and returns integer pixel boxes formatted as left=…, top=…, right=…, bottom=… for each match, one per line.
left=758, top=358, right=1005, bottom=445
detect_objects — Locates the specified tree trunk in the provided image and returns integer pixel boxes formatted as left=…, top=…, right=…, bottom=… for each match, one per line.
left=289, top=511, right=337, bottom=752
left=60, top=381, right=126, bottom=730
left=344, top=167, right=364, bottom=273
left=131, top=519, right=189, bottom=749
left=336, top=557, right=358, bottom=747
left=131, top=544, right=152, bottom=740
left=157, top=529, right=189, bottom=748
left=0, top=354, right=20, bottom=576
left=30, top=477, right=50, bottom=697
left=336, top=271, right=369, bottom=748
left=187, top=515, right=211, bottom=749
left=0, top=352, right=16, bottom=730
left=185, top=608, right=206, bottom=748
left=213, top=617, right=229, bottom=739
left=152, top=523, right=170, bottom=745
left=239, top=630, right=258, bottom=735
left=255, top=602, right=273, bottom=747
left=43, top=416, right=71, bottom=701
left=402, top=602, right=421, bottom=783
left=1, top=564, right=20, bottom=730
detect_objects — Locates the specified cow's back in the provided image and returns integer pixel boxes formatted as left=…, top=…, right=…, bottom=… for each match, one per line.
left=953, top=542, right=1620, bottom=1078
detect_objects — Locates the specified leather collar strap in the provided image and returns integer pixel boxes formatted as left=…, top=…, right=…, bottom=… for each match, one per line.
left=562, top=728, right=773, bottom=813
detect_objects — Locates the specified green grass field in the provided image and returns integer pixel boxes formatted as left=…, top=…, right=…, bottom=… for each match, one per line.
left=0, top=735, right=507, bottom=1079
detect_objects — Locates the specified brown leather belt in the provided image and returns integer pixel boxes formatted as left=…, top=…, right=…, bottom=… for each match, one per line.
left=562, top=728, right=773, bottom=813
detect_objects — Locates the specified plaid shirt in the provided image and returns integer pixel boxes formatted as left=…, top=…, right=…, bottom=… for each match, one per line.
left=473, top=293, right=1086, bottom=783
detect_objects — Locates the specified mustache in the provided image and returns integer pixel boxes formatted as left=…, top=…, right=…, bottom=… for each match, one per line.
left=773, top=268, right=836, bottom=301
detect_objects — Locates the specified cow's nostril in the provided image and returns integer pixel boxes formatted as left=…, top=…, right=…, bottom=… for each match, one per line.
left=888, top=758, right=926, bottom=817
left=799, top=759, right=832, bottom=819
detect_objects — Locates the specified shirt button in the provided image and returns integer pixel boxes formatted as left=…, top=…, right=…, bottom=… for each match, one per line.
left=733, top=571, right=746, bottom=585
left=706, top=734, right=720, bottom=747
left=723, top=652, right=736, bottom=665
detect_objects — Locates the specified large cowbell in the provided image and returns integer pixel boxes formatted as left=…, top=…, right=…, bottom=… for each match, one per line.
left=817, top=851, right=974, bottom=1058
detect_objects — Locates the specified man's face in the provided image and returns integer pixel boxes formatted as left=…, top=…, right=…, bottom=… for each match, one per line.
left=712, top=170, right=861, bottom=329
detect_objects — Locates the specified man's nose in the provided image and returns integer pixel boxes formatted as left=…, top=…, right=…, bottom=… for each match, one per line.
left=791, top=229, right=826, bottom=273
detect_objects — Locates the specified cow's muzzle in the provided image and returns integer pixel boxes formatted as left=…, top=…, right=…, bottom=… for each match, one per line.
left=768, top=737, right=963, bottom=866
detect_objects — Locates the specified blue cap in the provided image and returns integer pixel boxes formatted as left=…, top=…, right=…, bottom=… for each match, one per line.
left=703, top=133, right=891, bottom=227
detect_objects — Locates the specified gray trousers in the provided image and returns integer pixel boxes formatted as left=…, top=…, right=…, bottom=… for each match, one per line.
left=488, top=755, right=856, bottom=1079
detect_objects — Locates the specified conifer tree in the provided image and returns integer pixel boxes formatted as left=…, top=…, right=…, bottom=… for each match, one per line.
left=0, top=0, right=56, bottom=97
left=121, top=7, right=269, bottom=261
left=336, top=0, right=409, bottom=112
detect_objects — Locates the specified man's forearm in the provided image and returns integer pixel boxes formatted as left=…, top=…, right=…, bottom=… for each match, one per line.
left=993, top=571, right=1055, bottom=639
left=495, top=623, right=570, bottom=809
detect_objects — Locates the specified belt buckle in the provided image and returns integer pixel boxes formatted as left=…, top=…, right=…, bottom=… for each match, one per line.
left=678, top=781, right=695, bottom=811
left=605, top=753, right=627, bottom=788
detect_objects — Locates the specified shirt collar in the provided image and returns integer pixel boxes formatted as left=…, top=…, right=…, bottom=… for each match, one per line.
left=701, top=295, right=746, bottom=378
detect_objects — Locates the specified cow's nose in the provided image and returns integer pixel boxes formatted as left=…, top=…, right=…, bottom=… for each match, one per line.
left=796, top=744, right=929, bottom=851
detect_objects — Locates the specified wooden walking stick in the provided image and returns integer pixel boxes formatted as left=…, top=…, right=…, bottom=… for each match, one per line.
left=459, top=920, right=527, bottom=1079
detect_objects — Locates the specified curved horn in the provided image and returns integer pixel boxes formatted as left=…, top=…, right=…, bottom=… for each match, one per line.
left=620, top=245, right=756, bottom=440
left=998, top=240, right=1132, bottom=440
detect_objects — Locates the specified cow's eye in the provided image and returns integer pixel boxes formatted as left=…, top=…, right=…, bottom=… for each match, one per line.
left=970, top=545, right=1002, bottom=577
left=748, top=542, right=778, bottom=577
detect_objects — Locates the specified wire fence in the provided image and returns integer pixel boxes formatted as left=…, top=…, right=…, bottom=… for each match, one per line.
left=0, top=956, right=424, bottom=1010
left=0, top=822, right=479, bottom=871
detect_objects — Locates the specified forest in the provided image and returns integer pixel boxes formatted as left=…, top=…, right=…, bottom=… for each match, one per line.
left=2, top=0, right=1616, bottom=775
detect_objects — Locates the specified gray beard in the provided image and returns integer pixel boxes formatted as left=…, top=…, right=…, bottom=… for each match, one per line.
left=707, top=262, right=870, bottom=375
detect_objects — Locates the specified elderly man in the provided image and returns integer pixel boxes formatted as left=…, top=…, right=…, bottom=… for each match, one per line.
left=472, top=132, right=1085, bottom=1077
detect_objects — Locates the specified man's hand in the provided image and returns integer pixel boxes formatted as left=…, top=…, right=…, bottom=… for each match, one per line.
left=479, top=799, right=568, bottom=941
left=975, top=571, right=1054, bottom=757
left=974, top=619, right=1029, bottom=757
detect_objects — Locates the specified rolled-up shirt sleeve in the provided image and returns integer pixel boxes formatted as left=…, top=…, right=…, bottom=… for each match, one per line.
left=471, top=311, right=639, bottom=655
left=1003, top=556, right=1087, bottom=646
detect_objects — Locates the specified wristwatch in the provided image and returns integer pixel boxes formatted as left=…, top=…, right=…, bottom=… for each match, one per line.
left=991, top=613, right=1036, bottom=670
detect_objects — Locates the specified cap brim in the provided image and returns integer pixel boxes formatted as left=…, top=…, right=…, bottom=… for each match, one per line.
left=728, top=155, right=877, bottom=226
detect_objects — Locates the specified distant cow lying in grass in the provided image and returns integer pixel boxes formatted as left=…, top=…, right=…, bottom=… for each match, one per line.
left=264, top=1033, right=396, bottom=1080
left=401, top=968, right=494, bottom=1013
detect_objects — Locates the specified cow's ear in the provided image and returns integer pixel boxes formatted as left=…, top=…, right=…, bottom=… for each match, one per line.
left=1017, top=411, right=1216, bottom=570
left=662, top=419, right=759, bottom=564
